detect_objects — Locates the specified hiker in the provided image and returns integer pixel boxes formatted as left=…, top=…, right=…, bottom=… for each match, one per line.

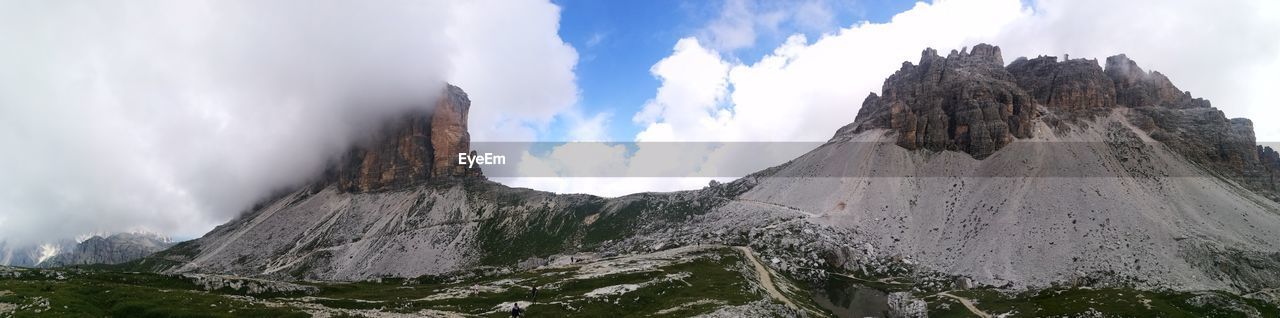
left=510, top=303, right=524, bottom=317
left=529, top=285, right=539, bottom=302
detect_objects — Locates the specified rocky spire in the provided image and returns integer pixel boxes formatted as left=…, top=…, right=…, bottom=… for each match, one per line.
left=324, top=84, right=481, bottom=193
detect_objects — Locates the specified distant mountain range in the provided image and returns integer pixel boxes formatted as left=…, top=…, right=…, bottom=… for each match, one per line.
left=1, top=233, right=173, bottom=268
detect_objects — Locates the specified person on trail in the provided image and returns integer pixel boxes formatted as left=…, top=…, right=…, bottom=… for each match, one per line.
left=529, top=286, right=539, bottom=302
left=510, top=303, right=524, bottom=317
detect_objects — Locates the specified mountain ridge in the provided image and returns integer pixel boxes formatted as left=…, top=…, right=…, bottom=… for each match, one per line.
left=144, top=44, right=1280, bottom=303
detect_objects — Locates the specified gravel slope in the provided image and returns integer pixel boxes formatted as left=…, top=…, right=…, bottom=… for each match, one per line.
left=740, top=109, right=1280, bottom=292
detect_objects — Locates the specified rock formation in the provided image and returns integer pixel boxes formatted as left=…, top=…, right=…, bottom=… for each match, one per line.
left=852, top=44, right=1037, bottom=158
left=180, top=273, right=318, bottom=295
left=845, top=44, right=1280, bottom=200
left=1107, top=56, right=1280, bottom=200
left=1007, top=55, right=1116, bottom=112
left=1105, top=54, right=1210, bottom=109
left=324, top=84, right=481, bottom=193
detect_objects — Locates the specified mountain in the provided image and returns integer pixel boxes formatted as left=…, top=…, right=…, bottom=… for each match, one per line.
left=132, top=44, right=1280, bottom=315
left=0, top=240, right=73, bottom=267
left=38, top=233, right=174, bottom=267
left=760, top=44, right=1280, bottom=292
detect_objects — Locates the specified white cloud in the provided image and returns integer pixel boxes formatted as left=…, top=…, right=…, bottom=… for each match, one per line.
left=0, top=0, right=581, bottom=245
left=633, top=38, right=732, bottom=139
left=586, top=32, right=609, bottom=48
left=988, top=0, right=1280, bottom=141
left=529, top=0, right=1280, bottom=196
left=566, top=111, right=613, bottom=142
left=449, top=0, right=580, bottom=141
left=640, top=0, right=1029, bottom=144
left=697, top=0, right=837, bottom=52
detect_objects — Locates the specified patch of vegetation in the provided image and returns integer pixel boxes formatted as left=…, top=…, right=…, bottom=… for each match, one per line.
left=926, top=287, right=1280, bottom=318
left=0, top=269, right=308, bottom=317
left=473, top=197, right=625, bottom=266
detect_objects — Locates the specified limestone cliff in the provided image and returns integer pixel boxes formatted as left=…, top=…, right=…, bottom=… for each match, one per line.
left=846, top=43, right=1280, bottom=200
left=851, top=44, right=1037, bottom=158
left=323, top=84, right=481, bottom=193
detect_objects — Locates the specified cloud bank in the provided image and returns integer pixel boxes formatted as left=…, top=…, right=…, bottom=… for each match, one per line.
left=0, top=0, right=579, bottom=245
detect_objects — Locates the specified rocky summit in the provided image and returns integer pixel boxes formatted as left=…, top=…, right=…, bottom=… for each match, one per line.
left=322, top=84, right=481, bottom=193
left=850, top=44, right=1036, bottom=158
left=102, top=44, right=1280, bottom=317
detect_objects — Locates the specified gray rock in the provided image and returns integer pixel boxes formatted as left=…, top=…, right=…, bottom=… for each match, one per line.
left=887, top=292, right=928, bottom=318
left=181, top=273, right=318, bottom=295
left=850, top=43, right=1037, bottom=159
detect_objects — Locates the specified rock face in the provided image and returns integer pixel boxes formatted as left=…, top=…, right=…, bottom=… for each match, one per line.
left=325, top=84, right=480, bottom=193
left=430, top=85, right=475, bottom=179
left=886, top=292, right=928, bottom=318
left=1007, top=55, right=1116, bottom=112
left=40, top=233, right=174, bottom=267
left=852, top=44, right=1037, bottom=158
left=1108, top=57, right=1280, bottom=201
left=846, top=44, right=1280, bottom=200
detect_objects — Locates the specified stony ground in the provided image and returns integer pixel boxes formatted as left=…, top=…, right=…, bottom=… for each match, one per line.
left=5, top=243, right=1278, bottom=317
left=0, top=246, right=811, bottom=317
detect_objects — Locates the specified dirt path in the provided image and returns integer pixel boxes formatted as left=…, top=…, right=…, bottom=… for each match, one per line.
left=736, top=199, right=822, bottom=218
left=937, top=291, right=991, bottom=318
left=733, top=246, right=798, bottom=309
left=827, top=272, right=909, bottom=285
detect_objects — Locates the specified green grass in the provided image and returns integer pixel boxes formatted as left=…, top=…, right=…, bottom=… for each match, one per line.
left=397, top=248, right=763, bottom=317
left=14, top=245, right=1273, bottom=318
left=0, top=247, right=776, bottom=317
left=0, top=269, right=308, bottom=317
left=926, top=287, right=1280, bottom=318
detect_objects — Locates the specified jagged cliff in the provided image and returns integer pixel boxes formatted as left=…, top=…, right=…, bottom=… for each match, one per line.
left=850, top=44, right=1036, bottom=158
left=323, top=84, right=481, bottom=193
left=847, top=45, right=1280, bottom=201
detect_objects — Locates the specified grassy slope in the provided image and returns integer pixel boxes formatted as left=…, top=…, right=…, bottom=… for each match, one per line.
left=1, top=247, right=778, bottom=317
left=0, top=269, right=308, bottom=317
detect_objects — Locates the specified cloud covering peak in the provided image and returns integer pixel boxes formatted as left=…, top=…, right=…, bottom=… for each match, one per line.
left=0, top=0, right=580, bottom=245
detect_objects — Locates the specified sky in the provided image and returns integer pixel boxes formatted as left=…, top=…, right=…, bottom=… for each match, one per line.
left=2, top=0, right=1279, bottom=246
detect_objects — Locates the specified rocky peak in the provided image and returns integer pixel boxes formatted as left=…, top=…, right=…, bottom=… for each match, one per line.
left=850, top=43, right=1035, bottom=158
left=324, top=84, right=482, bottom=193
left=954, top=43, right=1004, bottom=66
left=1105, top=54, right=1209, bottom=109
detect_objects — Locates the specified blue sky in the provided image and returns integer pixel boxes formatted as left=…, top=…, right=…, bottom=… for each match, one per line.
left=548, top=0, right=918, bottom=141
